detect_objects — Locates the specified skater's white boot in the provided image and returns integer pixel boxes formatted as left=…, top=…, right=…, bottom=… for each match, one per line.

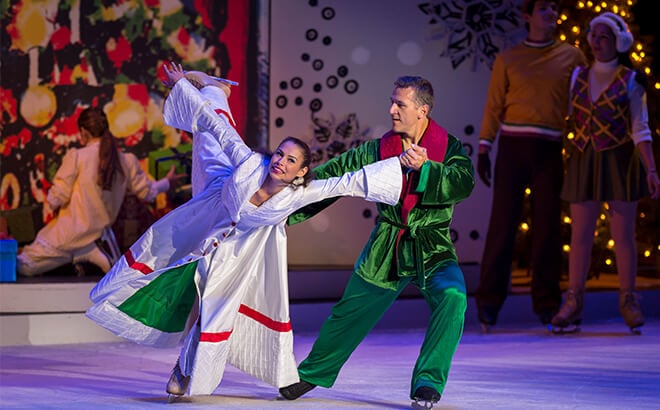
left=166, top=360, right=190, bottom=402
left=551, top=289, right=583, bottom=334
left=619, top=291, right=644, bottom=334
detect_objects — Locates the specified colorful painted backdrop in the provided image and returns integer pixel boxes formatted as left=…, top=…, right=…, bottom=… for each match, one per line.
left=0, top=0, right=251, bottom=229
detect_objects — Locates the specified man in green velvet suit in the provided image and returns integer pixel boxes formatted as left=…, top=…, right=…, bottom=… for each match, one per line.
left=280, top=76, right=475, bottom=406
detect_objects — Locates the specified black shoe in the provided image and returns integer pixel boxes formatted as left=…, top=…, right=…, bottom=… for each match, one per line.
left=477, top=306, right=498, bottom=326
left=279, top=381, right=316, bottom=400
left=538, top=310, right=557, bottom=326
left=413, top=386, right=441, bottom=403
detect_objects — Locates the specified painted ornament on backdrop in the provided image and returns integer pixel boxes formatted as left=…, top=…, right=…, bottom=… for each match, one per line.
left=272, top=0, right=525, bottom=167
left=270, top=0, right=527, bottom=263
left=271, top=3, right=371, bottom=167
left=418, top=0, right=527, bottom=70
left=0, top=1, right=249, bottom=226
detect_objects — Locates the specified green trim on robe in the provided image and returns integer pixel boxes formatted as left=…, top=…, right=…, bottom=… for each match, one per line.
left=415, top=160, right=431, bottom=192
left=118, top=262, right=198, bottom=333
left=288, top=127, right=475, bottom=291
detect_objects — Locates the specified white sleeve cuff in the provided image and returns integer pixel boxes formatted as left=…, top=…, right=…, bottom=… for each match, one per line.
left=361, top=157, right=403, bottom=206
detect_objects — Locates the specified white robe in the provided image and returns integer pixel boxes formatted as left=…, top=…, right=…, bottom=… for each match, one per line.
left=17, top=136, right=170, bottom=276
left=86, top=79, right=403, bottom=395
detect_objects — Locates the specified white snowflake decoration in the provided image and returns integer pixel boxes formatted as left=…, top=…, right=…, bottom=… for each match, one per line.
left=419, top=0, right=527, bottom=71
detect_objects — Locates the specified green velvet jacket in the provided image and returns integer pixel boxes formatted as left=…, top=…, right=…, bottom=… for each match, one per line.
left=288, top=120, right=475, bottom=290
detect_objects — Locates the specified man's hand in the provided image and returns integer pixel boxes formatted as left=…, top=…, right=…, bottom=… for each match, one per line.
left=477, top=152, right=491, bottom=187
left=400, top=144, right=429, bottom=171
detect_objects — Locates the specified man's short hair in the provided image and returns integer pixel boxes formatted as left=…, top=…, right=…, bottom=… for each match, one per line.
left=394, top=76, right=434, bottom=115
left=521, top=0, right=560, bottom=15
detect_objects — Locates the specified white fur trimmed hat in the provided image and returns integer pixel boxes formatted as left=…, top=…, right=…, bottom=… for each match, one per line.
left=587, top=12, right=634, bottom=53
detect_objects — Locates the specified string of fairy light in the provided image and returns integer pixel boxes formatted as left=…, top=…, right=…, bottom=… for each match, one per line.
left=516, top=0, right=660, bottom=271
left=556, top=0, right=659, bottom=92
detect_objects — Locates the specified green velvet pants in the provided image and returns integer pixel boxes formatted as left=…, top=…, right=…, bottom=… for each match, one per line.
left=297, top=262, right=466, bottom=399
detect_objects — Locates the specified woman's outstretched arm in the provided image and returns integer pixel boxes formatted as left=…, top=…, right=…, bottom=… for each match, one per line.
left=162, top=63, right=252, bottom=168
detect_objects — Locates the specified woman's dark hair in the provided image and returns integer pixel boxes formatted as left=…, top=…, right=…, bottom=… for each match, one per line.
left=278, top=136, right=314, bottom=186
left=77, top=107, right=123, bottom=190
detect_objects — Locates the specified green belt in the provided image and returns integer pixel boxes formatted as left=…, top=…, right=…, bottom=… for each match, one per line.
left=377, top=215, right=449, bottom=289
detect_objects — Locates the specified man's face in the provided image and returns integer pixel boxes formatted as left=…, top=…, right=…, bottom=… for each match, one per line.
left=524, top=1, right=558, bottom=33
left=389, top=87, right=426, bottom=136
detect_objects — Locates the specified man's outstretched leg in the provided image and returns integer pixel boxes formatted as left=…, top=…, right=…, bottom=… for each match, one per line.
left=279, top=275, right=401, bottom=400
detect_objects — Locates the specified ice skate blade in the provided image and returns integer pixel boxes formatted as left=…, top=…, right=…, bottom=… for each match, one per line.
left=167, top=393, right=182, bottom=403
left=551, top=324, right=580, bottom=334
left=209, top=76, right=239, bottom=86
left=630, top=326, right=642, bottom=335
left=412, top=399, right=437, bottom=409
left=480, top=322, right=491, bottom=334
left=182, top=71, right=239, bottom=86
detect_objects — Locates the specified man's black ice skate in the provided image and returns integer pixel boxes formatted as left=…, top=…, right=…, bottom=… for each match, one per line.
left=477, top=306, right=498, bottom=333
left=538, top=309, right=558, bottom=332
left=166, top=360, right=190, bottom=402
left=412, top=386, right=441, bottom=409
left=279, top=380, right=316, bottom=400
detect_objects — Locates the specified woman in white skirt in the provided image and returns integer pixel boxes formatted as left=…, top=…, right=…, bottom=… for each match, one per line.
left=86, top=63, right=405, bottom=399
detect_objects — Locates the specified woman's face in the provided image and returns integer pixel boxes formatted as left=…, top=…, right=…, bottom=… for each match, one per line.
left=590, top=23, right=618, bottom=62
left=79, top=127, right=92, bottom=145
left=268, top=140, right=309, bottom=184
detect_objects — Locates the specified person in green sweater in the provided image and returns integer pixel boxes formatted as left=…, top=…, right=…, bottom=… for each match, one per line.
left=280, top=76, right=475, bottom=407
left=475, top=0, right=586, bottom=330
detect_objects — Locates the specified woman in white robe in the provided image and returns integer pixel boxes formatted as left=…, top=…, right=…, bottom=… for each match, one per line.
left=86, top=66, right=404, bottom=398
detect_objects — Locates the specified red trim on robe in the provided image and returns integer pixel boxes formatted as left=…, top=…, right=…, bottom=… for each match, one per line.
left=378, top=120, right=449, bottom=250
left=198, top=304, right=292, bottom=344
left=379, top=120, right=449, bottom=223
left=124, top=249, right=154, bottom=274
left=214, top=108, right=236, bottom=128
left=239, top=304, right=292, bottom=332
left=200, top=330, right=233, bottom=342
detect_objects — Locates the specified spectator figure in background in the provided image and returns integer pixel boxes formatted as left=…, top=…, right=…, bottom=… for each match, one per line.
left=551, top=12, right=659, bottom=334
left=17, top=107, right=181, bottom=277
left=86, top=63, right=404, bottom=400
left=475, top=0, right=586, bottom=330
left=279, top=76, right=474, bottom=409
